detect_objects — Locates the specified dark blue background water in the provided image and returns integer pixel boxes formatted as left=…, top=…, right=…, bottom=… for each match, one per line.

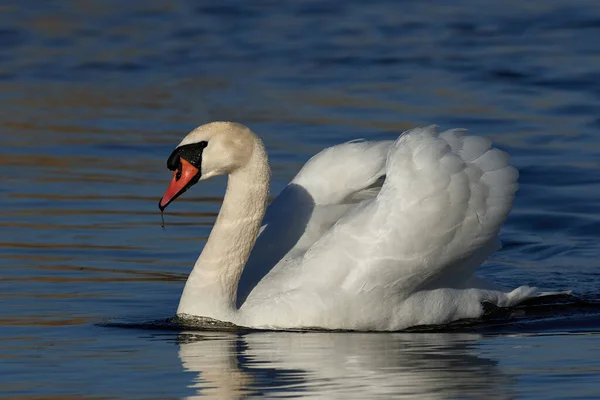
left=1, top=1, right=600, bottom=398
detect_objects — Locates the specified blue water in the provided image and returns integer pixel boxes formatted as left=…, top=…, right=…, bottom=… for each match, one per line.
left=2, top=0, right=600, bottom=398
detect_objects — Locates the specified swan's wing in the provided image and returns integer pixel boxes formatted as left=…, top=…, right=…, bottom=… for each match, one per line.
left=238, top=140, right=393, bottom=303
left=266, top=139, right=393, bottom=254
left=297, top=126, right=518, bottom=295
left=290, top=139, right=394, bottom=205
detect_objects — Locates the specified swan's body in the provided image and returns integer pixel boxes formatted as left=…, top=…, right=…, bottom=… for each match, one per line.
left=160, top=122, right=536, bottom=331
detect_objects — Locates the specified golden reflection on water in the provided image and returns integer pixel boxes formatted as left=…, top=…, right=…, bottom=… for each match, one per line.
left=3, top=395, right=111, bottom=400
left=0, top=316, right=94, bottom=326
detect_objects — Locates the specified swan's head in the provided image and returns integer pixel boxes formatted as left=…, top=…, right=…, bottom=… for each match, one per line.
left=159, top=121, right=256, bottom=211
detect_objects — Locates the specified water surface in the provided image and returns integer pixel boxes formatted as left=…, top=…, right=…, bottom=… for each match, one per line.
left=1, top=0, right=600, bottom=398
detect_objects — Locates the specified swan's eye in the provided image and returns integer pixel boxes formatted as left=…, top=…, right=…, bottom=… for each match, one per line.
left=199, top=141, right=208, bottom=148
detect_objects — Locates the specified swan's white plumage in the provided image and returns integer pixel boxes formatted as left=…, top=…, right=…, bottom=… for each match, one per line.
left=169, top=123, right=538, bottom=331
left=291, top=139, right=392, bottom=204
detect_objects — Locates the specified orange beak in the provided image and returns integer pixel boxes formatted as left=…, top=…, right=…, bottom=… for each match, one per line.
left=159, top=158, right=200, bottom=211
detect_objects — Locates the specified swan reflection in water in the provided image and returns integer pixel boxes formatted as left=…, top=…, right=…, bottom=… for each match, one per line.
left=178, top=331, right=514, bottom=399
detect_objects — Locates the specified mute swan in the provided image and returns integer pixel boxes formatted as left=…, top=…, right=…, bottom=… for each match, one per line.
left=159, top=122, right=537, bottom=331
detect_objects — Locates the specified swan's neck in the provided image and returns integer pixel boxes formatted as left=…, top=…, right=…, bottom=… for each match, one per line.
left=177, top=140, right=270, bottom=321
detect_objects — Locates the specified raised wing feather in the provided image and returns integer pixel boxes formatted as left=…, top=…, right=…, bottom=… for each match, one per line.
left=298, top=126, right=518, bottom=295
left=290, top=139, right=393, bottom=205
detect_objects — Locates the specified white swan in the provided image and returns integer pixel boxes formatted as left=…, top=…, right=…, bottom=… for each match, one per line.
left=159, top=121, right=537, bottom=331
